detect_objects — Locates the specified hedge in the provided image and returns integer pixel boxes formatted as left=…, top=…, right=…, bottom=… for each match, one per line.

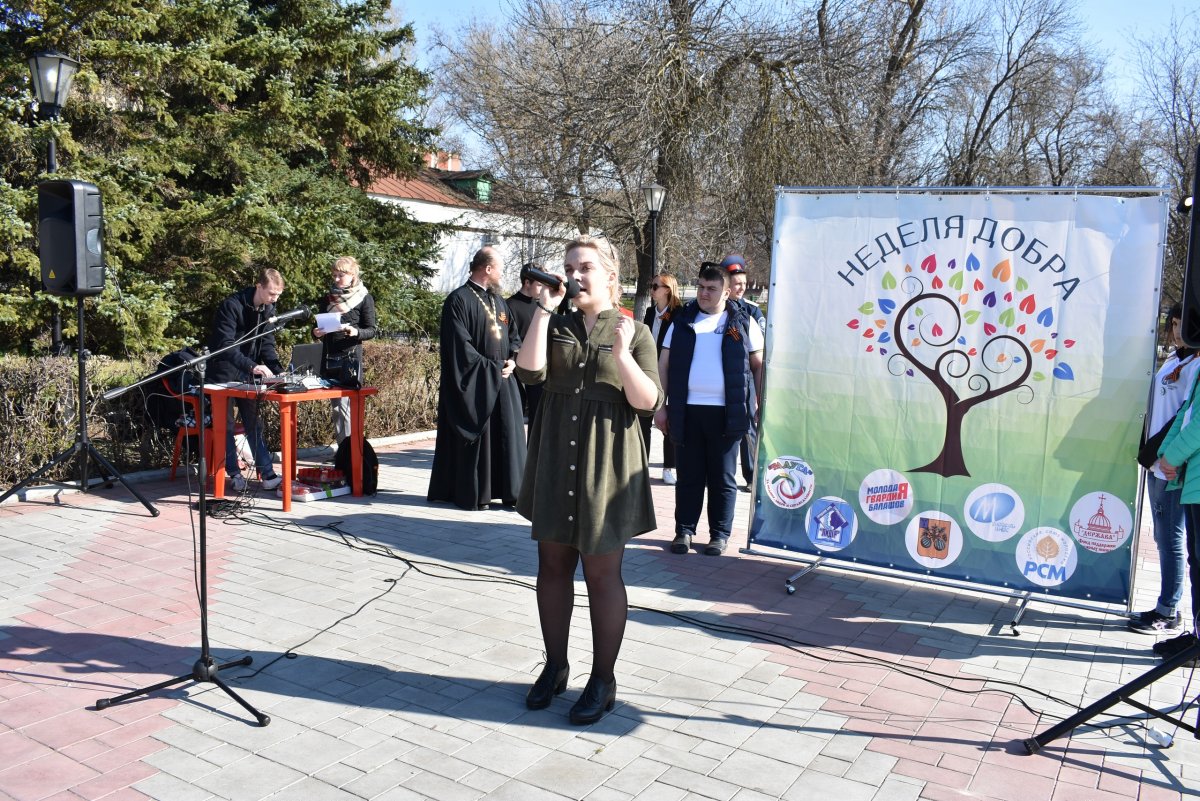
left=0, top=340, right=439, bottom=488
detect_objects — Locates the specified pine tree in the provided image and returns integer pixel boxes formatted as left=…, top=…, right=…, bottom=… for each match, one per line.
left=1, top=0, right=441, bottom=354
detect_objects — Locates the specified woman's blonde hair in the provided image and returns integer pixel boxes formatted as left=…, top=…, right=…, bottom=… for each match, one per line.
left=333, top=256, right=360, bottom=279
left=564, top=235, right=622, bottom=307
left=656, top=273, right=683, bottom=311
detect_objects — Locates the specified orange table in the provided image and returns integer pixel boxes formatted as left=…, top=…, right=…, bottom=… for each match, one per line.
left=206, top=385, right=378, bottom=511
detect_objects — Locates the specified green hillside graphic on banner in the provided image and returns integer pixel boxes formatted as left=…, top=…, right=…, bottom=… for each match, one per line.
left=749, top=190, right=1167, bottom=604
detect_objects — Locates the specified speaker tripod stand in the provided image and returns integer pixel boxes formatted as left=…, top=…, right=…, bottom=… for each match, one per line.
left=94, top=337, right=272, bottom=726
left=1022, top=639, right=1200, bottom=754
left=0, top=296, right=157, bottom=515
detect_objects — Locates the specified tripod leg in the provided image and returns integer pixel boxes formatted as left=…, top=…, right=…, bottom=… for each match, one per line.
left=95, top=671, right=194, bottom=709
left=94, top=654, right=268, bottom=726
left=0, top=442, right=84, bottom=504
left=85, top=444, right=160, bottom=517
left=1023, top=643, right=1200, bottom=754
left=210, top=674, right=271, bottom=727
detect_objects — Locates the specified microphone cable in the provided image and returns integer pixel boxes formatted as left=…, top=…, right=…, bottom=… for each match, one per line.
left=213, top=507, right=1120, bottom=724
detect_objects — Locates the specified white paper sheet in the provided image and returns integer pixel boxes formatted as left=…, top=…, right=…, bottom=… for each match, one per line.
left=315, top=312, right=343, bottom=333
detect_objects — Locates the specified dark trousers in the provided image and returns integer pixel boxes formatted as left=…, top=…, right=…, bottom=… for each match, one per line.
left=225, top=397, right=274, bottom=477
left=674, top=405, right=739, bottom=540
left=739, top=426, right=756, bottom=485
left=1182, top=504, right=1200, bottom=633
left=740, top=385, right=759, bottom=486
left=639, top=416, right=676, bottom=469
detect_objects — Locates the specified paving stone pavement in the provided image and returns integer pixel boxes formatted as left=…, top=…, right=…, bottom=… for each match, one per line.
left=0, top=435, right=1198, bottom=800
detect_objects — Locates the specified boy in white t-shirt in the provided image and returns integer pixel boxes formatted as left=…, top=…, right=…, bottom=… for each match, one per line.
left=653, top=265, right=765, bottom=555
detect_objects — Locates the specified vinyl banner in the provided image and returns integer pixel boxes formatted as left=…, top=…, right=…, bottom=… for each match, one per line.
left=749, top=190, right=1167, bottom=604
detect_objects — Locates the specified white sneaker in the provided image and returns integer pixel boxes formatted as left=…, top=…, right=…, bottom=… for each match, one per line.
left=662, top=468, right=677, bottom=485
left=261, top=474, right=283, bottom=491
left=230, top=474, right=249, bottom=492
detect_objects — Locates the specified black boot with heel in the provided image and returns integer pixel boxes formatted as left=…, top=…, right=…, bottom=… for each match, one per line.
left=525, top=662, right=569, bottom=710
left=569, top=676, right=617, bottom=725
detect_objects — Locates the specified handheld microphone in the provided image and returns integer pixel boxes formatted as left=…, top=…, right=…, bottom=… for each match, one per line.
left=268, top=306, right=311, bottom=324
left=523, top=267, right=581, bottom=299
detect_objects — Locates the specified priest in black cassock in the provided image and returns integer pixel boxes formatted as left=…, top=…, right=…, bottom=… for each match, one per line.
left=428, top=246, right=528, bottom=510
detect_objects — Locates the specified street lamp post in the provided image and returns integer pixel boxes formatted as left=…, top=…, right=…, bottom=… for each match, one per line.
left=642, top=182, right=666, bottom=278
left=27, top=50, right=80, bottom=356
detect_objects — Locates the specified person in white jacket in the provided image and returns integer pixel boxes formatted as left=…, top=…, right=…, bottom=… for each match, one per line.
left=1133, top=303, right=1199, bottom=637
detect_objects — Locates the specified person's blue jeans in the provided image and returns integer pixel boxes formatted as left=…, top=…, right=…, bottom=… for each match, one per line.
left=674, top=405, right=739, bottom=541
left=226, top=397, right=274, bottom=478
left=1148, top=475, right=1187, bottom=616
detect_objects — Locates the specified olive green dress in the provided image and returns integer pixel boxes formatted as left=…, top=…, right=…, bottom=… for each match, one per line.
left=516, top=309, right=663, bottom=554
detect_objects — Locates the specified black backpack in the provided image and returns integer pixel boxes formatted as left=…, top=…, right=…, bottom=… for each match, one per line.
left=335, top=437, right=379, bottom=495
left=143, top=347, right=205, bottom=430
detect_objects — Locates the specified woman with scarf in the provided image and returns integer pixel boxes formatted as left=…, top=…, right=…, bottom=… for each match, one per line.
left=314, top=256, right=377, bottom=443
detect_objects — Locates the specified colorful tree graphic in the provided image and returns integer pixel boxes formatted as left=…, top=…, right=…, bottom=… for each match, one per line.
left=847, top=253, right=1075, bottom=477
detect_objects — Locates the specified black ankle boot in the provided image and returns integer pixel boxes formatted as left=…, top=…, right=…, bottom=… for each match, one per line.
left=568, top=676, right=616, bottom=725
left=525, top=662, right=569, bottom=710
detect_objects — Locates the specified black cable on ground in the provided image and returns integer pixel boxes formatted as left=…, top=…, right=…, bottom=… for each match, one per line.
left=212, top=504, right=1200, bottom=734
left=230, top=575, right=405, bottom=680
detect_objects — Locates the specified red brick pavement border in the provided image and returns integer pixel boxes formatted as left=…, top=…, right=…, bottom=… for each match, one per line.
left=0, top=440, right=1195, bottom=801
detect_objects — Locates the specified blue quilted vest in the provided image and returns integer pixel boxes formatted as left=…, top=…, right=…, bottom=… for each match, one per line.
left=666, top=300, right=754, bottom=442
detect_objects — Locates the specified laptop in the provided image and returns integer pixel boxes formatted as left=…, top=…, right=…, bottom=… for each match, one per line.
left=289, top=343, right=324, bottom=377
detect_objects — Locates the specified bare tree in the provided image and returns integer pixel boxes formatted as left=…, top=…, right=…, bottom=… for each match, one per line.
left=717, top=0, right=977, bottom=263
left=434, top=0, right=818, bottom=312
left=1136, top=15, right=1200, bottom=301
left=431, top=0, right=1134, bottom=308
left=939, top=0, right=1085, bottom=185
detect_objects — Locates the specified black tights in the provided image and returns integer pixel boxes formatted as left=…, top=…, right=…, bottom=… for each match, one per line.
left=536, top=541, right=627, bottom=682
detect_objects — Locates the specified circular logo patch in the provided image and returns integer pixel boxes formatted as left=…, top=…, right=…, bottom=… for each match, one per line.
left=763, top=456, right=815, bottom=510
left=1015, top=527, right=1077, bottom=587
left=805, top=496, right=858, bottom=552
left=858, top=468, right=913, bottom=525
left=963, top=483, right=1025, bottom=543
left=1069, top=491, right=1132, bottom=554
left=904, top=511, right=963, bottom=569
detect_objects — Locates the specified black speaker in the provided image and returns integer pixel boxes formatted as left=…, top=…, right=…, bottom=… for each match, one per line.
left=39, top=179, right=104, bottom=298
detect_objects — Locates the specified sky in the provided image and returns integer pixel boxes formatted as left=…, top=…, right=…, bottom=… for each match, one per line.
left=396, top=0, right=1194, bottom=160
left=396, top=0, right=1192, bottom=63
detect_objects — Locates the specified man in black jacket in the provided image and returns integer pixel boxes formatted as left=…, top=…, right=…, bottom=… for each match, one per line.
left=722, top=254, right=766, bottom=491
left=207, top=267, right=286, bottom=492
left=505, top=264, right=543, bottom=429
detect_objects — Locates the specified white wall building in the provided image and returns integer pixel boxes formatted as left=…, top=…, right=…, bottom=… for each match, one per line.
left=368, top=153, right=573, bottom=294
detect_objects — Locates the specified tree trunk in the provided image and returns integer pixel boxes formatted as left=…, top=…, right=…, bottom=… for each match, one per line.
left=911, top=398, right=970, bottom=477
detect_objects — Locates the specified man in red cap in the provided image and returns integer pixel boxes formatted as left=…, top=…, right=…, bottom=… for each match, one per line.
left=720, top=254, right=765, bottom=491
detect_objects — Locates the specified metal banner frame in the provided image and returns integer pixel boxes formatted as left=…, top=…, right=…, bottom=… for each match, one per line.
left=745, top=185, right=1169, bottom=619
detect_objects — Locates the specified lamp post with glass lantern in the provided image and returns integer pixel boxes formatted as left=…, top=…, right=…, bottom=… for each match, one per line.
left=27, top=50, right=80, bottom=355
left=642, top=182, right=666, bottom=278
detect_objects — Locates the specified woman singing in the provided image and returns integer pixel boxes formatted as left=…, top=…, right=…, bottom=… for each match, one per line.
left=515, top=235, right=662, bottom=724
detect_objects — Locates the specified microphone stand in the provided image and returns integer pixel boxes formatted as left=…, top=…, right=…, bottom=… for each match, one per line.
left=93, top=330, right=288, bottom=726
left=1022, top=639, right=1200, bottom=753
